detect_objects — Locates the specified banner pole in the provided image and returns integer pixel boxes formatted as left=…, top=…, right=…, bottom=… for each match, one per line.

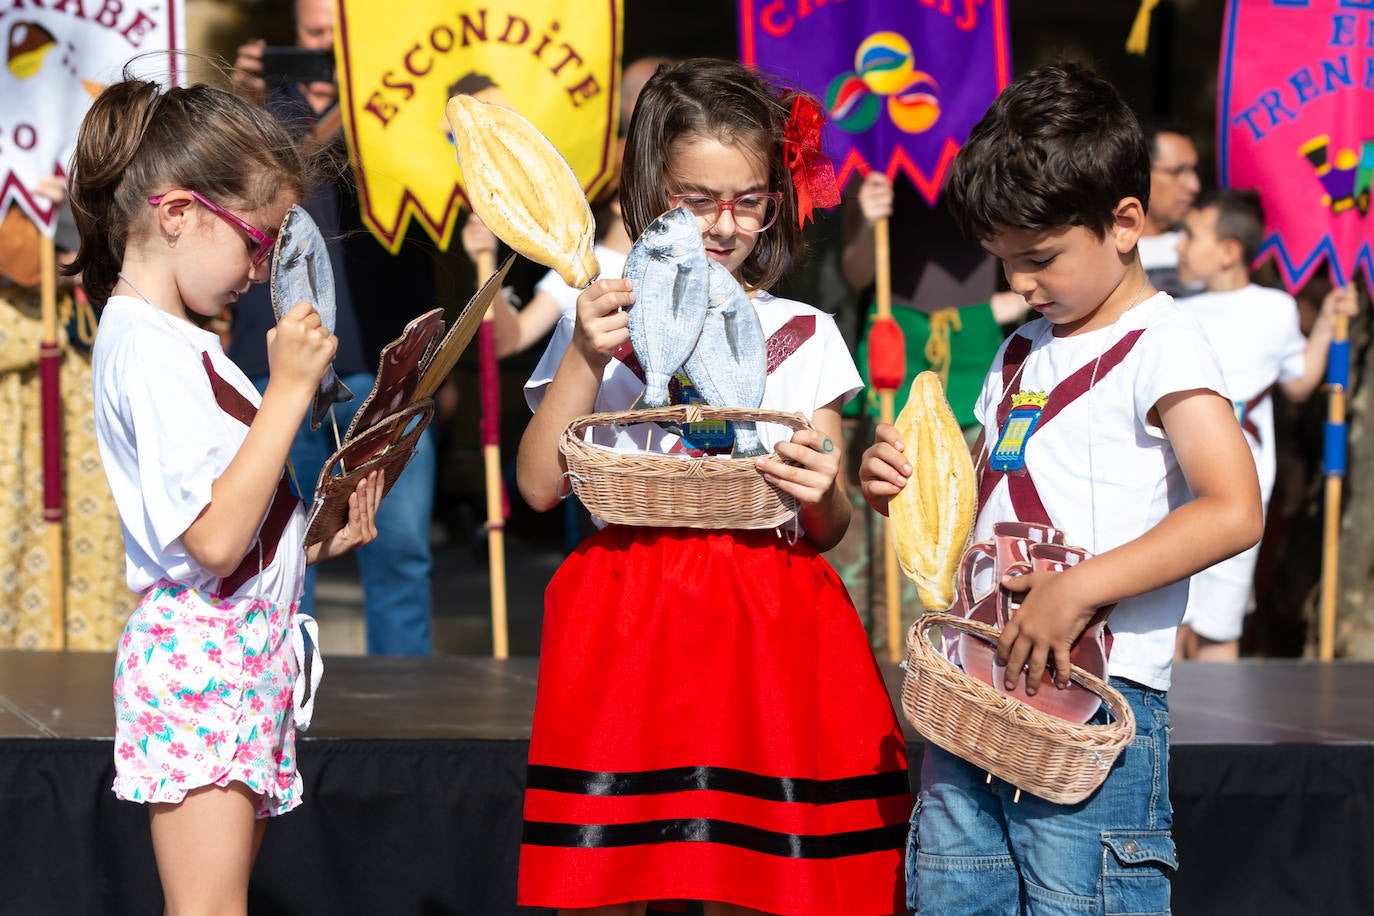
left=874, top=217, right=903, bottom=663
left=1318, top=312, right=1349, bottom=661
left=476, top=250, right=510, bottom=659
left=39, top=233, right=65, bottom=650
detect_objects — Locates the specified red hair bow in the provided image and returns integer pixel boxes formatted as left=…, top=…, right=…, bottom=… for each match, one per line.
left=782, top=92, right=840, bottom=228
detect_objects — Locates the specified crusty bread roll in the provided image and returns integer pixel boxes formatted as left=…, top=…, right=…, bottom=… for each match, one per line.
left=889, top=371, right=976, bottom=611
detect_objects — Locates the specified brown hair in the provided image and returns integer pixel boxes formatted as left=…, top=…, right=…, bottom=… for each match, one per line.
left=66, top=76, right=306, bottom=306
left=946, top=63, right=1149, bottom=242
left=620, top=58, right=807, bottom=291
left=1196, top=188, right=1265, bottom=267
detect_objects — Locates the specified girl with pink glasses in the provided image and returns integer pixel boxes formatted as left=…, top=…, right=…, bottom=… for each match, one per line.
left=67, top=76, right=382, bottom=915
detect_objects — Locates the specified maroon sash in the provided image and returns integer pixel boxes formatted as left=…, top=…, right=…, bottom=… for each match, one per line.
left=201, top=352, right=301, bottom=597
left=612, top=314, right=816, bottom=387
left=978, top=328, right=1146, bottom=525
left=1238, top=385, right=1272, bottom=446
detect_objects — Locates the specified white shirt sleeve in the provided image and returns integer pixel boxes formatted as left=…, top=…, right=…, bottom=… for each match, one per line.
left=1273, top=293, right=1308, bottom=383
left=1131, top=313, right=1229, bottom=439
left=811, top=311, right=864, bottom=410
left=524, top=312, right=575, bottom=413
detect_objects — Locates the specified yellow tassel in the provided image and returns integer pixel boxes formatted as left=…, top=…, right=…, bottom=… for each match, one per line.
left=1126, top=0, right=1162, bottom=56
left=923, top=307, right=963, bottom=390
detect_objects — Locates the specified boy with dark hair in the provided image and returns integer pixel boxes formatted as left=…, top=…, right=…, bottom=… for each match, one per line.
left=860, top=63, right=1264, bottom=913
left=1174, top=189, right=1357, bottom=660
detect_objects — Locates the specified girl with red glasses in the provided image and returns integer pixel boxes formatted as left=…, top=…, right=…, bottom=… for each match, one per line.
left=515, top=58, right=910, bottom=916
left=67, top=76, right=383, bottom=915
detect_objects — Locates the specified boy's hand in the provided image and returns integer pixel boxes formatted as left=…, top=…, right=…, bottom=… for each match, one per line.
left=1320, top=284, right=1359, bottom=325
left=266, top=301, right=337, bottom=398
left=573, top=278, right=634, bottom=368
left=858, top=422, right=911, bottom=516
left=758, top=428, right=842, bottom=508
left=995, top=568, right=1100, bottom=692
left=307, top=470, right=383, bottom=565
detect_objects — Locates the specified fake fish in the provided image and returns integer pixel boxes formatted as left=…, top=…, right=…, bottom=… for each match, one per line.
left=680, top=259, right=768, bottom=457
left=270, top=206, right=353, bottom=430
left=625, top=207, right=709, bottom=407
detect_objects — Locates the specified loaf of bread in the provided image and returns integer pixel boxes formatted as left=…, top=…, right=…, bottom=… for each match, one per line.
left=445, top=94, right=599, bottom=289
left=889, top=371, right=977, bottom=611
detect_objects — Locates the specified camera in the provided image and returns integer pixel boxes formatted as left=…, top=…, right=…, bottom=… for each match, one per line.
left=260, top=47, right=334, bottom=86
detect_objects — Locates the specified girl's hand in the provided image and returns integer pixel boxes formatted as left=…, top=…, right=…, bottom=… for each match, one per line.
left=266, top=301, right=337, bottom=398
left=858, top=422, right=910, bottom=516
left=461, top=213, right=497, bottom=261
left=573, top=278, right=635, bottom=368
left=757, top=427, right=842, bottom=509
left=995, top=568, right=1100, bottom=692
left=307, top=470, right=383, bottom=565
left=857, top=171, right=894, bottom=226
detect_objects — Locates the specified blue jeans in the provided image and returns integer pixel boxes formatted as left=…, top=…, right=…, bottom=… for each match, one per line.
left=255, top=371, right=434, bottom=655
left=909, top=679, right=1177, bottom=915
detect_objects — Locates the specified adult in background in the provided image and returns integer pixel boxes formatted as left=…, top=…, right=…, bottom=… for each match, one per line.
left=0, top=178, right=135, bottom=649
left=1138, top=120, right=1203, bottom=298
left=230, top=0, right=437, bottom=655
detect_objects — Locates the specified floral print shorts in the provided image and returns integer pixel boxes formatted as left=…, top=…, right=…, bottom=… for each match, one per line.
left=113, top=579, right=303, bottom=818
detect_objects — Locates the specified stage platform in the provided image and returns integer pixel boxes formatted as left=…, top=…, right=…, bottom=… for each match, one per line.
left=2, top=651, right=1371, bottom=915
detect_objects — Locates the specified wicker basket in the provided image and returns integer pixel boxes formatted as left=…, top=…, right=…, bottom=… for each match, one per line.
left=901, top=613, right=1135, bottom=804
left=560, top=404, right=811, bottom=530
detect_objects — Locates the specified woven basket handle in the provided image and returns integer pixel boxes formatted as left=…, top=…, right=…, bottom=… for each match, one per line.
left=565, top=405, right=812, bottom=440
left=912, top=613, right=1135, bottom=729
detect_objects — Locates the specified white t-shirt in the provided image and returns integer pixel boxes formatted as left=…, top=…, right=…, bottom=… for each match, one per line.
left=533, top=243, right=628, bottom=319
left=973, top=293, right=1227, bottom=690
left=1181, top=284, right=1306, bottom=503
left=92, top=296, right=307, bottom=604
left=526, top=291, right=862, bottom=529
left=1137, top=232, right=1181, bottom=271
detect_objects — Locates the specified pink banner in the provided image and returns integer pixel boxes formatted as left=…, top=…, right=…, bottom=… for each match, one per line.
left=1220, top=0, right=1374, bottom=290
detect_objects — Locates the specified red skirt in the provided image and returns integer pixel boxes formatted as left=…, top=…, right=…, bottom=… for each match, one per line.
left=518, top=526, right=911, bottom=915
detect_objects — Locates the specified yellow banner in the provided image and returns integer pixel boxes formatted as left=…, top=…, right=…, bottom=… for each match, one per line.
left=335, top=1, right=622, bottom=253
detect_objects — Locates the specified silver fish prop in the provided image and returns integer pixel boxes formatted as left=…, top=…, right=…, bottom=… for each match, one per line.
left=680, top=259, right=769, bottom=457
left=625, top=207, right=709, bottom=407
left=270, top=206, right=353, bottom=431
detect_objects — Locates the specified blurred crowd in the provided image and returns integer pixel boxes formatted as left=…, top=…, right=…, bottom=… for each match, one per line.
left=0, top=0, right=1355, bottom=660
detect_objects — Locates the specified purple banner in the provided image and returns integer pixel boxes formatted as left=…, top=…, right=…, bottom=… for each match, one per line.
left=739, top=0, right=1011, bottom=205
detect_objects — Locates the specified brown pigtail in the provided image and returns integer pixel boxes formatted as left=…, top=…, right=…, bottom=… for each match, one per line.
left=65, top=71, right=305, bottom=306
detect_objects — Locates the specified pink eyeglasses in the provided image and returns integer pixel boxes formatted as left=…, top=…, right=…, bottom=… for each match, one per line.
left=147, top=189, right=277, bottom=267
left=667, top=191, right=784, bottom=233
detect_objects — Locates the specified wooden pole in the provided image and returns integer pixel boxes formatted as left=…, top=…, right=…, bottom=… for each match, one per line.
left=476, top=249, right=510, bottom=659
left=874, top=217, right=903, bottom=663
left=39, top=234, right=65, bottom=650
left=1318, top=312, right=1349, bottom=661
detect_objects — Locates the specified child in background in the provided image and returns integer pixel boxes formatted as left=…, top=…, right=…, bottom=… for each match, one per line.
left=68, top=78, right=382, bottom=914
left=1174, top=189, right=1358, bottom=659
left=860, top=63, right=1262, bottom=914
left=516, top=58, right=910, bottom=915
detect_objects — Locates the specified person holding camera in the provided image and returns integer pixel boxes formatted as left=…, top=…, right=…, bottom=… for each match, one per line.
left=228, top=0, right=439, bottom=656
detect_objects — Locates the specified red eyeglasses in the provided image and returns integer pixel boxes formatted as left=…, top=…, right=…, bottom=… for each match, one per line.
left=148, top=189, right=277, bottom=267
left=667, top=191, right=784, bottom=233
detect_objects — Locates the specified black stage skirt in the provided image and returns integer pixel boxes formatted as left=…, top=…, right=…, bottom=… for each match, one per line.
left=519, top=526, right=911, bottom=914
